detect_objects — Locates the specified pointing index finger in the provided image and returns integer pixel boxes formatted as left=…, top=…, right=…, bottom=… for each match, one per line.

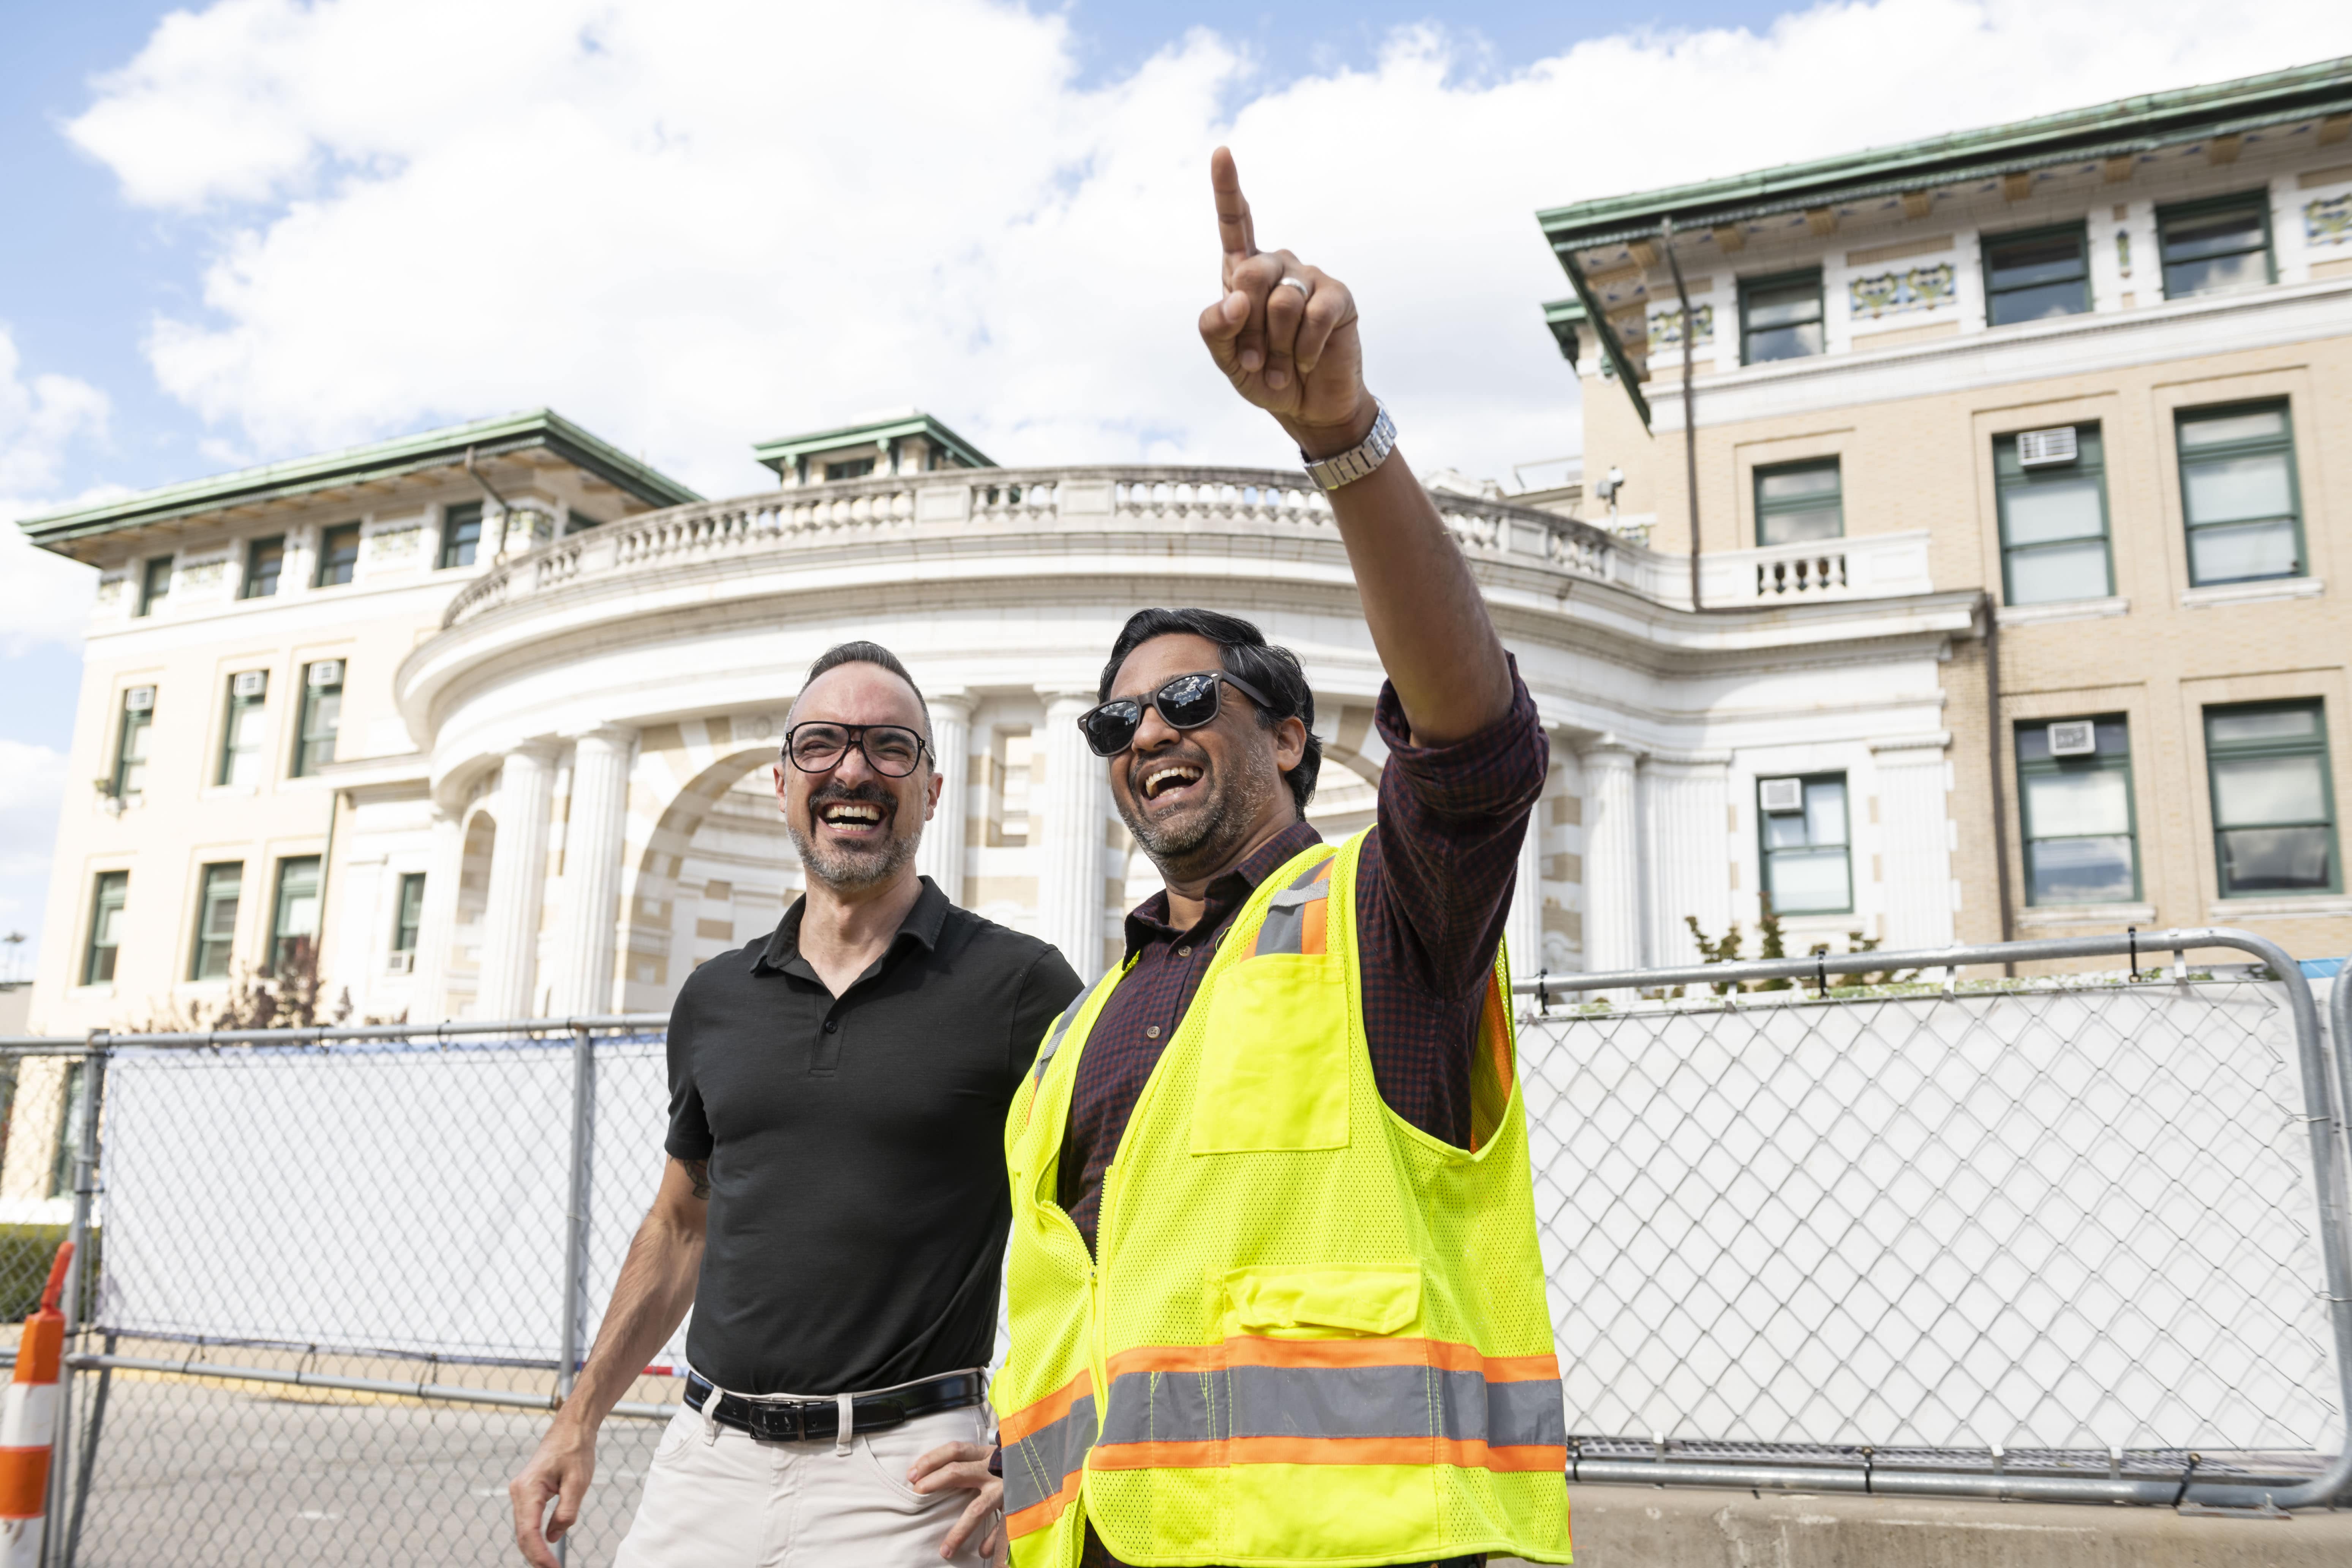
left=1211, top=145, right=1256, bottom=262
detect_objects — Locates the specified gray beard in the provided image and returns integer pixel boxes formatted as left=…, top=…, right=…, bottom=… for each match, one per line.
left=790, top=818, right=922, bottom=893
left=1119, top=738, right=1283, bottom=877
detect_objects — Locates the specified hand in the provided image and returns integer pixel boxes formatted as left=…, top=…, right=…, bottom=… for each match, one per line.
left=509, top=1417, right=596, bottom=1568
left=1197, top=146, right=1375, bottom=459
left=908, top=1439, right=1005, bottom=1563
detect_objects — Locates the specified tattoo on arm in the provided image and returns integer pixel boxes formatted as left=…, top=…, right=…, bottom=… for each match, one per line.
left=681, top=1159, right=710, bottom=1200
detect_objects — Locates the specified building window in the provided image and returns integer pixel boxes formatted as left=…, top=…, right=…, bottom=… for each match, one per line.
left=824, top=456, right=876, bottom=481
left=113, top=688, right=155, bottom=798
left=2159, top=192, right=2273, bottom=300
left=1754, top=458, right=1843, bottom=545
left=315, top=522, right=361, bottom=587
left=1740, top=270, right=1824, bottom=365
left=2205, top=701, right=2338, bottom=896
left=191, top=861, right=243, bottom=981
left=293, top=661, right=343, bottom=777
left=564, top=511, right=603, bottom=533
left=218, top=670, right=269, bottom=786
left=50, top=1061, right=91, bottom=1200
left=270, top=855, right=323, bottom=972
left=241, top=535, right=286, bottom=599
left=2017, top=717, right=2137, bottom=904
left=136, top=556, right=173, bottom=617
left=2177, top=401, right=2302, bottom=586
left=84, top=872, right=128, bottom=986
left=1982, top=223, right=2091, bottom=326
left=1758, top=773, right=1851, bottom=914
left=392, top=872, right=426, bottom=965
left=1996, top=424, right=2111, bottom=605
left=438, top=503, right=483, bottom=570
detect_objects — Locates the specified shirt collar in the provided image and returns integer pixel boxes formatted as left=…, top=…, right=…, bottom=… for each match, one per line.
left=1122, top=817, right=1324, bottom=961
left=752, top=875, right=951, bottom=976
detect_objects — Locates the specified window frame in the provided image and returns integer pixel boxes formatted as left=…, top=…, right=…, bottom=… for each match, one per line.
left=1756, top=771, right=1854, bottom=917
left=1995, top=423, right=2113, bottom=606
left=190, top=861, right=243, bottom=982
left=315, top=522, right=362, bottom=588
left=2175, top=398, right=2305, bottom=587
left=292, top=662, right=343, bottom=778
left=270, top=855, right=323, bottom=974
left=1980, top=221, right=2093, bottom=327
left=824, top=456, right=877, bottom=481
left=217, top=672, right=268, bottom=786
left=438, top=502, right=483, bottom=571
left=241, top=535, right=285, bottom=599
left=392, top=871, right=427, bottom=958
left=1752, top=457, right=1845, bottom=546
left=50, top=1060, right=90, bottom=1198
left=112, top=691, right=154, bottom=798
left=2203, top=699, right=2340, bottom=898
left=2015, top=716, right=2140, bottom=906
left=1739, top=269, right=1826, bottom=367
left=2157, top=191, right=2275, bottom=301
left=84, top=871, right=128, bottom=986
left=136, top=556, right=173, bottom=617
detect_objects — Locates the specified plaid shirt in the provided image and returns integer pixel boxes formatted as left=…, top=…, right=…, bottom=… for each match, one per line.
left=1061, top=664, right=1543, bottom=1568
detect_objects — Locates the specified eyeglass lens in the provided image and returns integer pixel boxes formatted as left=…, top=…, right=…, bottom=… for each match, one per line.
left=789, top=725, right=925, bottom=776
left=1080, top=673, right=1227, bottom=756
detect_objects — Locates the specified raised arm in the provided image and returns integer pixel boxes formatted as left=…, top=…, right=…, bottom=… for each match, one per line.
left=507, top=1155, right=709, bottom=1568
left=1196, top=147, right=1513, bottom=746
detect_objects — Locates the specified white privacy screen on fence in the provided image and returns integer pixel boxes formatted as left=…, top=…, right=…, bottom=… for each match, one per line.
left=1521, top=978, right=2340, bottom=1454
left=97, top=1037, right=683, bottom=1367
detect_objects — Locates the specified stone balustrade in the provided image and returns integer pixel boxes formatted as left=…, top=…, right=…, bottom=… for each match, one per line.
left=1697, top=529, right=1934, bottom=606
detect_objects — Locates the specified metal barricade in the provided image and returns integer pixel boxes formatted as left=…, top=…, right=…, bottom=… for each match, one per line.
left=1514, top=927, right=2352, bottom=1510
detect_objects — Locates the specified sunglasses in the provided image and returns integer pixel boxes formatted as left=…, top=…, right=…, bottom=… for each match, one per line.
left=1076, top=670, right=1276, bottom=757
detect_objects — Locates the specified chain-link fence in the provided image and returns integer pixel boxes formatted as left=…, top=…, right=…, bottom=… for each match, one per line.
left=0, top=925, right=2344, bottom=1563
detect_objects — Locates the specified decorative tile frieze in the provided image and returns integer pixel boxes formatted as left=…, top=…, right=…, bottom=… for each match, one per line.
left=179, top=555, right=232, bottom=593
left=1647, top=303, right=1714, bottom=352
left=1848, top=261, right=1956, bottom=319
left=2305, top=193, right=2352, bottom=248
left=366, top=522, right=425, bottom=560
left=95, top=575, right=126, bottom=607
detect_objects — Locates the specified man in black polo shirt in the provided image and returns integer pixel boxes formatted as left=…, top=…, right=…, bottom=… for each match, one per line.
left=510, top=642, right=1082, bottom=1567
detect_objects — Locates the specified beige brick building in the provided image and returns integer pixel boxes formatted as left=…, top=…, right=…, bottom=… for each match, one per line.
left=1541, top=56, right=2352, bottom=966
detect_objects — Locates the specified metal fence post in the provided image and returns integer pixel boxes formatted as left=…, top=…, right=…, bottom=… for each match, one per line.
left=554, top=1023, right=598, bottom=1563
left=44, top=1039, right=105, bottom=1568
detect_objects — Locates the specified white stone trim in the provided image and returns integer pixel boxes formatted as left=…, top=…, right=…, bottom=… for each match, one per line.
left=2179, top=576, right=2324, bottom=609
left=1995, top=596, right=2129, bottom=628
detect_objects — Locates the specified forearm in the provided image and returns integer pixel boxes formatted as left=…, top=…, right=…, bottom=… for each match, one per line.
left=558, top=1212, right=703, bottom=1430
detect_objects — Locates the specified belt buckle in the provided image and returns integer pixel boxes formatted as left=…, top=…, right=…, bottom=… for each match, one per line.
left=753, top=1401, right=810, bottom=1443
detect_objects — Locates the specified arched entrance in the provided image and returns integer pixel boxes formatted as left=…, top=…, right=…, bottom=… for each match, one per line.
left=620, top=746, right=801, bottom=1010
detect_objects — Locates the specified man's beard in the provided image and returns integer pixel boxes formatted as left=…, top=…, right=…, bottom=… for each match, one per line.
left=790, top=782, right=922, bottom=892
left=1116, top=735, right=1282, bottom=879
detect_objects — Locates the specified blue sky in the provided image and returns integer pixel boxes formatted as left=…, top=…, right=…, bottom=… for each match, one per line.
left=6, top=0, right=2346, bottom=974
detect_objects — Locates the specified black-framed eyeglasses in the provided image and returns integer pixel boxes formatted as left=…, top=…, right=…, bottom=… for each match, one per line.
left=1076, top=670, right=1276, bottom=757
left=783, top=722, right=930, bottom=778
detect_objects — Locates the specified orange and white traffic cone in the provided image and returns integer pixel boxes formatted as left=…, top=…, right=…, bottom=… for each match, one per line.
left=0, top=1242, right=74, bottom=1568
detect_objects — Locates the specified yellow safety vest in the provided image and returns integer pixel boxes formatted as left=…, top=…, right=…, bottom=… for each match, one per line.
left=995, top=829, right=1572, bottom=1567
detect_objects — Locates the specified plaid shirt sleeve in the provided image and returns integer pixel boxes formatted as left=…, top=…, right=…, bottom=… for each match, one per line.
left=1362, top=655, right=1549, bottom=1001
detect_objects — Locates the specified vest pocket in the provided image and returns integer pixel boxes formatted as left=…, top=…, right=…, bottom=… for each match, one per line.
left=1222, top=1265, right=1422, bottom=1337
left=1189, top=953, right=1350, bottom=1153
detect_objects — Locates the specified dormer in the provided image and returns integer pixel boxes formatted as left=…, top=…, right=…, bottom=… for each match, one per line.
left=752, top=410, right=996, bottom=488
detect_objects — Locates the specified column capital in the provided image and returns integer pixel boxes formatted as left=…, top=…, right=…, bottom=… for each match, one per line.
left=925, top=689, right=977, bottom=720
left=1578, top=737, right=1642, bottom=763
left=505, top=737, right=563, bottom=766
left=1870, top=730, right=1952, bottom=759
left=1041, top=687, right=1099, bottom=716
left=564, top=723, right=637, bottom=748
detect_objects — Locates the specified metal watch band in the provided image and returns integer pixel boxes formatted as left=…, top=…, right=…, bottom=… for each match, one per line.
left=1301, top=401, right=1396, bottom=491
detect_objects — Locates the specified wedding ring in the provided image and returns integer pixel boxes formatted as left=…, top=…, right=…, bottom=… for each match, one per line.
left=1277, top=276, right=1311, bottom=299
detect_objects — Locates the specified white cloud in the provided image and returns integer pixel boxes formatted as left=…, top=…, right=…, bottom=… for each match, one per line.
left=61, top=0, right=2352, bottom=498
left=0, top=328, right=109, bottom=656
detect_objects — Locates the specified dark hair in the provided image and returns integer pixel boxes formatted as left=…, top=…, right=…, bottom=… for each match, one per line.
left=1098, top=608, right=1321, bottom=814
left=793, top=640, right=932, bottom=749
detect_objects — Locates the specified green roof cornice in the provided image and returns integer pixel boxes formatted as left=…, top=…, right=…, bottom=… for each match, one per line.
left=17, top=409, right=701, bottom=550
left=752, top=411, right=996, bottom=476
left=1537, top=55, right=2352, bottom=253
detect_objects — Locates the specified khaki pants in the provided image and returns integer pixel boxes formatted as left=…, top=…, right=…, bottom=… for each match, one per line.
left=614, top=1400, right=993, bottom=1567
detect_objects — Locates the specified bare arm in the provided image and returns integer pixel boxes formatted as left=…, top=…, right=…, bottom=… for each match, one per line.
left=1197, top=147, right=1513, bottom=746
left=508, top=1156, right=709, bottom=1568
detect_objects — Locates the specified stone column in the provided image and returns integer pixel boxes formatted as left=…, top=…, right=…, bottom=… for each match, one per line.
left=1037, top=690, right=1111, bottom=982
left=1873, top=733, right=1956, bottom=951
left=1642, top=755, right=1732, bottom=968
left=1580, top=743, right=1642, bottom=975
left=414, top=806, right=467, bottom=1022
left=476, top=741, right=559, bottom=1020
left=916, top=693, right=973, bottom=899
left=1505, top=741, right=1557, bottom=983
left=548, top=727, right=634, bottom=1016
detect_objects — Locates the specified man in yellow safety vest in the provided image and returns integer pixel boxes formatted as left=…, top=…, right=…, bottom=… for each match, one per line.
left=910, top=148, right=1572, bottom=1568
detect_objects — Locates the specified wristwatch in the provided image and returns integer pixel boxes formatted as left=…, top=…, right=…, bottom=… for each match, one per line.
left=1301, top=400, right=1396, bottom=491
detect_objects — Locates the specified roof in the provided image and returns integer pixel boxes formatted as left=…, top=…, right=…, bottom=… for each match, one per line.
left=1537, top=55, right=2352, bottom=426
left=17, top=409, right=702, bottom=550
left=751, top=411, right=996, bottom=476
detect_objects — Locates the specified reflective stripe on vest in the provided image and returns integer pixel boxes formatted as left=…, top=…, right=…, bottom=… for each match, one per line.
left=1091, top=1339, right=1566, bottom=1474
left=1250, top=857, right=1332, bottom=957
left=1001, top=1370, right=1096, bottom=1539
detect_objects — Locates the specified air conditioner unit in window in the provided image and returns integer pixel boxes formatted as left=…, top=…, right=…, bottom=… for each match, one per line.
left=308, top=660, right=344, bottom=687
left=124, top=686, right=155, bottom=712
left=386, top=951, right=415, bottom=974
left=232, top=670, right=267, bottom=699
left=2017, top=426, right=2079, bottom=467
left=1759, top=777, right=1805, bottom=813
left=2047, top=720, right=2097, bottom=757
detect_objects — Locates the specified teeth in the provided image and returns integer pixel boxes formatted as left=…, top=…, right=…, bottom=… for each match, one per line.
left=822, top=804, right=882, bottom=824
left=1143, top=765, right=1202, bottom=798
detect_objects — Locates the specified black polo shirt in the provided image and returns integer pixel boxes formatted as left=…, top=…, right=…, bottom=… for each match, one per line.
left=664, top=876, right=1082, bottom=1395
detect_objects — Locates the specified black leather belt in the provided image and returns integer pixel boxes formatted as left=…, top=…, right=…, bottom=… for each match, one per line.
left=684, top=1369, right=985, bottom=1444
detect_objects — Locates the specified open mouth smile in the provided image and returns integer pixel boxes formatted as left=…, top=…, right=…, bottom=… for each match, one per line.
left=817, top=800, right=889, bottom=836
left=1138, top=761, right=1205, bottom=804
